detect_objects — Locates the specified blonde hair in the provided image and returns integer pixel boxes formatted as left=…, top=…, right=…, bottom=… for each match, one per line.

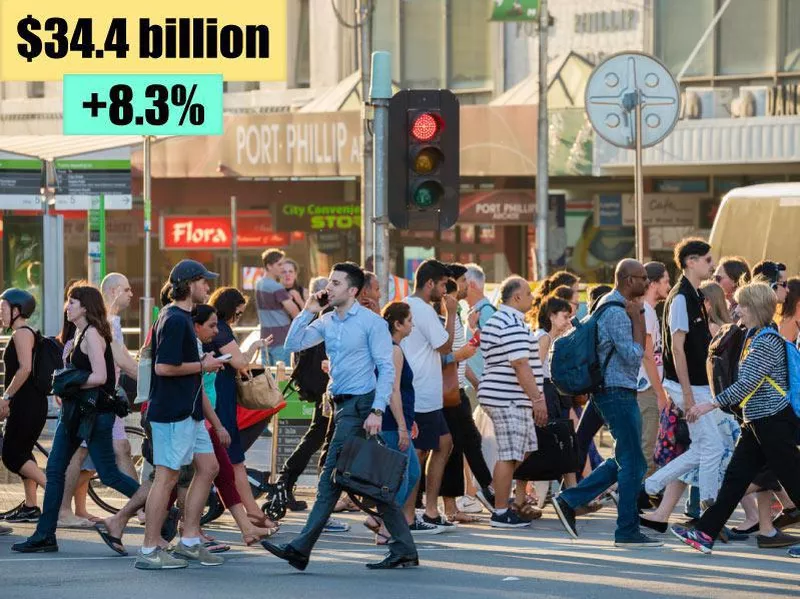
left=734, top=282, right=778, bottom=328
left=700, top=281, right=732, bottom=327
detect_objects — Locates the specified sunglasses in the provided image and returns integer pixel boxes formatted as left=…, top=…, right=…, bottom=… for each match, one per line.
left=713, top=274, right=723, bottom=283
left=234, top=310, right=245, bottom=318
left=772, top=281, right=788, bottom=290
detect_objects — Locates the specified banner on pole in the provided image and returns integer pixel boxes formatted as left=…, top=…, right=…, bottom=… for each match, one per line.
left=490, top=0, right=539, bottom=21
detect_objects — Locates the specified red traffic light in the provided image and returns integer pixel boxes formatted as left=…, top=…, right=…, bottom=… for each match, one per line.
left=410, top=112, right=441, bottom=142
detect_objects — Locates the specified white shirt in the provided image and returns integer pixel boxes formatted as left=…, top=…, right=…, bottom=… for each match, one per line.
left=637, top=302, right=663, bottom=391
left=453, top=308, right=467, bottom=388
left=400, top=296, right=449, bottom=413
left=533, top=329, right=551, bottom=379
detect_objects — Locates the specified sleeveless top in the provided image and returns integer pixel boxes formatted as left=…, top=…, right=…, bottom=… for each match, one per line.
left=382, top=342, right=415, bottom=432
left=533, top=329, right=552, bottom=379
left=3, top=328, right=41, bottom=400
left=69, top=326, right=116, bottom=409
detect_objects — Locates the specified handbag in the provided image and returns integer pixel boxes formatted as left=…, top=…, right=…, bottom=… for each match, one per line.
left=442, top=360, right=461, bottom=408
left=332, top=432, right=408, bottom=515
left=514, top=418, right=581, bottom=481
left=235, top=367, right=284, bottom=410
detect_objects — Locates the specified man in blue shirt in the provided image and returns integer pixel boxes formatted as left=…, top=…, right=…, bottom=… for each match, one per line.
left=553, top=259, right=664, bottom=548
left=261, top=262, right=418, bottom=571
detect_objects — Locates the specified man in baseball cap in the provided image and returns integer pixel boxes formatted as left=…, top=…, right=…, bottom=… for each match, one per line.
left=169, top=260, right=219, bottom=285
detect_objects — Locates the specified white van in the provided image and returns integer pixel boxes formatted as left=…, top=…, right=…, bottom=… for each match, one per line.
left=709, top=183, right=800, bottom=275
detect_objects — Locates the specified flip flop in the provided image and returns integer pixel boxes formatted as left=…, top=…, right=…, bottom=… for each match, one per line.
left=93, top=523, right=128, bottom=556
left=203, top=540, right=230, bottom=553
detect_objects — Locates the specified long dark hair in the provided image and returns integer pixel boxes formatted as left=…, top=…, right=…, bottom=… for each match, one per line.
left=68, top=285, right=112, bottom=344
left=58, top=279, right=86, bottom=345
left=208, top=287, right=247, bottom=323
left=782, top=277, right=800, bottom=319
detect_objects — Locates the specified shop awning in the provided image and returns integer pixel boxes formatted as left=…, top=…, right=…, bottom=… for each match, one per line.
left=299, top=70, right=401, bottom=113
left=491, top=51, right=594, bottom=108
left=0, top=135, right=173, bottom=161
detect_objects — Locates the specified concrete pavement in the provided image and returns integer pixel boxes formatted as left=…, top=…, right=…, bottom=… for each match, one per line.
left=2, top=497, right=799, bottom=599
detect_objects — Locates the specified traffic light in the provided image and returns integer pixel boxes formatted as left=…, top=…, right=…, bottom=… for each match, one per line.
left=388, top=89, right=459, bottom=230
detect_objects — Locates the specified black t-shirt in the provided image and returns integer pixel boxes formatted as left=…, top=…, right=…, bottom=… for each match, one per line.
left=148, top=305, right=203, bottom=423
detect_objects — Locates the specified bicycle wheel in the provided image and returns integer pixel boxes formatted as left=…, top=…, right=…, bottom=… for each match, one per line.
left=87, top=425, right=146, bottom=515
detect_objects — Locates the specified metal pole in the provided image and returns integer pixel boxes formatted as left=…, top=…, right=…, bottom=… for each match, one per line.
left=231, top=196, right=239, bottom=288
left=535, top=0, right=549, bottom=281
left=634, top=95, right=644, bottom=263
left=370, top=51, right=392, bottom=300
left=140, top=135, right=154, bottom=345
left=358, top=0, right=374, bottom=268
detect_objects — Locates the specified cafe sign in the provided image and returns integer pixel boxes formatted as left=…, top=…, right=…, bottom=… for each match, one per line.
left=160, top=212, right=290, bottom=250
left=595, top=194, right=701, bottom=228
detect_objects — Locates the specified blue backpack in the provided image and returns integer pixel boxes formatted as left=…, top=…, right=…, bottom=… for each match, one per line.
left=746, top=328, right=800, bottom=419
left=550, top=301, right=625, bottom=396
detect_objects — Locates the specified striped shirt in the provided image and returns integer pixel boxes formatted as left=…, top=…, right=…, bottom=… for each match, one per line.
left=453, top=307, right=467, bottom=388
left=478, top=304, right=544, bottom=409
left=714, top=327, right=790, bottom=423
left=255, top=276, right=292, bottom=345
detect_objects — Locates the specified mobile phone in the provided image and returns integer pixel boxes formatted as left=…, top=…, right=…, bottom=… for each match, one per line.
left=217, top=354, right=232, bottom=362
left=318, top=291, right=329, bottom=307
left=468, top=330, right=481, bottom=347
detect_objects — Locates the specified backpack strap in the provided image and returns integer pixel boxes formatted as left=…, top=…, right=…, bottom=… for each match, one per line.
left=592, top=301, right=628, bottom=377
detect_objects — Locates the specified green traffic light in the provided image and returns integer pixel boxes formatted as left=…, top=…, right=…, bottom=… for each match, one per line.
left=412, top=181, right=443, bottom=209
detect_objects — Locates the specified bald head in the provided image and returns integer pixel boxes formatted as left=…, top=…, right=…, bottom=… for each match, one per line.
left=101, top=272, right=133, bottom=312
left=615, top=259, right=648, bottom=299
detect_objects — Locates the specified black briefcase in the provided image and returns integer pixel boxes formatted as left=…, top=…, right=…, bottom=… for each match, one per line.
left=514, top=418, right=582, bottom=481
left=332, top=432, right=408, bottom=509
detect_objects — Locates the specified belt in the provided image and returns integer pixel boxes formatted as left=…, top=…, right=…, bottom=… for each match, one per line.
left=331, top=392, right=373, bottom=404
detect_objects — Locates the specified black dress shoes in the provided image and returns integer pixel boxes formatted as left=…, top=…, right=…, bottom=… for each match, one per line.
left=260, top=541, right=309, bottom=571
left=366, top=553, right=420, bottom=570
left=11, top=536, right=58, bottom=553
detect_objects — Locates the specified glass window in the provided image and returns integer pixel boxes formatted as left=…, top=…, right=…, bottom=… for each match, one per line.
left=372, top=0, right=397, bottom=54
left=295, top=0, right=310, bottom=87
left=401, top=0, right=445, bottom=88
left=718, top=0, right=778, bottom=75
left=654, top=0, right=713, bottom=76
left=783, top=0, right=800, bottom=71
left=448, top=0, right=491, bottom=89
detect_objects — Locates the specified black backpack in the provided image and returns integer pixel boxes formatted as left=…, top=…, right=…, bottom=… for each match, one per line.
left=706, top=322, right=747, bottom=419
left=289, top=341, right=329, bottom=402
left=23, top=326, right=64, bottom=395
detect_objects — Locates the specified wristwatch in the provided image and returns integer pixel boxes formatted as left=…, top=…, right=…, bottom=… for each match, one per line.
left=1, top=393, right=11, bottom=403
left=370, top=408, right=384, bottom=417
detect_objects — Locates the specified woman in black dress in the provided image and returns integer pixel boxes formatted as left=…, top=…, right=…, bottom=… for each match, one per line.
left=0, top=288, right=48, bottom=523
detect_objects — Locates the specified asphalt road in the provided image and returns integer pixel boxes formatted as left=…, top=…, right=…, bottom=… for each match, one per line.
left=2, top=495, right=799, bottom=599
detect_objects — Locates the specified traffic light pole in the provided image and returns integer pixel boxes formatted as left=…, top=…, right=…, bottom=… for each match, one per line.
left=371, top=52, right=392, bottom=300
left=535, top=0, right=549, bottom=281
left=358, top=0, right=374, bottom=269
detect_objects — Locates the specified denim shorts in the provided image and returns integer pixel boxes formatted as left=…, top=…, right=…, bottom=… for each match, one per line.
left=151, top=417, right=213, bottom=470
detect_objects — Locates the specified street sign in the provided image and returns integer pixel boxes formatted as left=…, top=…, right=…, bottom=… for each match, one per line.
left=490, top=0, right=539, bottom=21
left=585, top=52, right=680, bottom=261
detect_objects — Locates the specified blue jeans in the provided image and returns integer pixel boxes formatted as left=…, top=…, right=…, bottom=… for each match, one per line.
left=31, top=411, right=140, bottom=541
left=382, top=430, right=420, bottom=507
left=559, top=388, right=646, bottom=541
left=290, top=393, right=417, bottom=558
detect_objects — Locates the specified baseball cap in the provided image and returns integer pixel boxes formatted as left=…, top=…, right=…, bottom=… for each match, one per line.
left=169, top=259, right=219, bottom=284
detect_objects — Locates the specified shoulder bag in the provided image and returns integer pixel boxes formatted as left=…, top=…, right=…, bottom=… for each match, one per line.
left=235, top=367, right=285, bottom=410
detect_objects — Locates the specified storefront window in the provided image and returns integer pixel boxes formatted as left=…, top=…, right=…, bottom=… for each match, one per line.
left=655, top=0, right=713, bottom=77
left=401, top=0, right=445, bottom=88
left=718, top=0, right=778, bottom=75
left=448, top=0, right=491, bottom=90
left=784, top=0, right=800, bottom=71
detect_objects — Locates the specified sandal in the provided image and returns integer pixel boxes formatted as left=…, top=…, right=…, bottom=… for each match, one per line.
left=511, top=502, right=543, bottom=522
left=446, top=511, right=482, bottom=524
left=243, top=527, right=275, bottom=546
left=93, top=523, right=127, bottom=556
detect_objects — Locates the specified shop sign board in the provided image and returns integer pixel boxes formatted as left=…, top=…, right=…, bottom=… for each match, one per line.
left=160, top=212, right=286, bottom=249
left=458, top=190, right=535, bottom=223
left=595, top=193, right=701, bottom=228
left=275, top=202, right=361, bottom=231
